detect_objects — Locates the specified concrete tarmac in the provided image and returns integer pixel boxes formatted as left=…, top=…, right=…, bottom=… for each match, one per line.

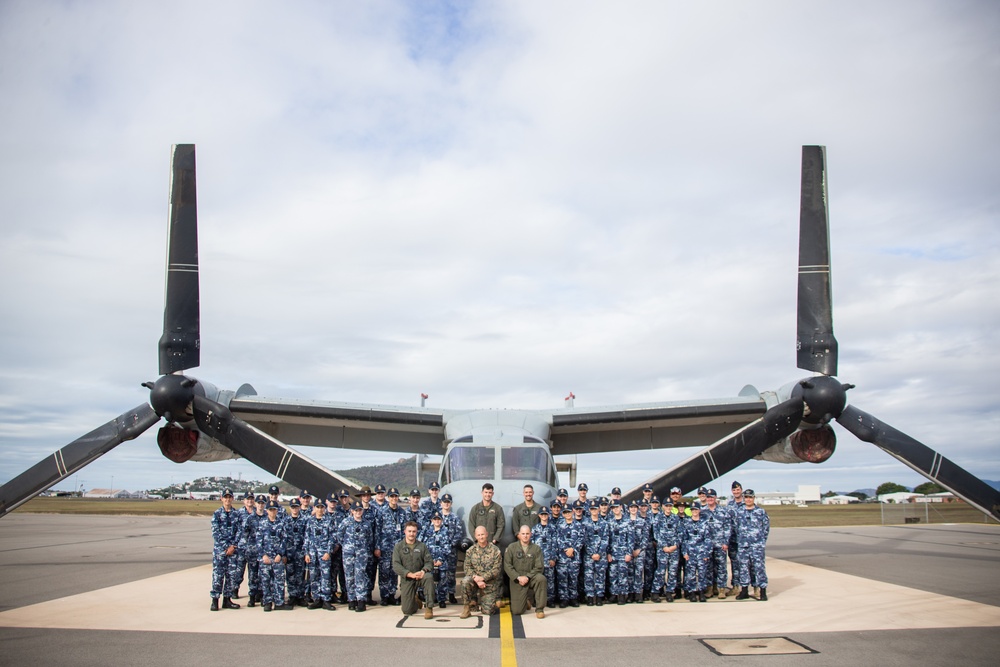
left=0, top=514, right=997, bottom=666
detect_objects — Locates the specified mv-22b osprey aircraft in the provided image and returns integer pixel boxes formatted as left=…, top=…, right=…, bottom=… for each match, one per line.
left=2, top=145, right=998, bottom=539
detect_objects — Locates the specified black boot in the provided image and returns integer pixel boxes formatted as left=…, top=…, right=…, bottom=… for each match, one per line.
left=759, top=588, right=768, bottom=601
left=308, top=599, right=323, bottom=609
left=665, top=591, right=674, bottom=603
left=559, top=600, right=568, bottom=608
left=322, top=600, right=336, bottom=610
left=263, top=602, right=273, bottom=612
left=247, top=595, right=256, bottom=608
left=698, top=589, right=707, bottom=603
left=449, top=593, right=458, bottom=605
left=356, top=600, right=367, bottom=612
left=596, top=596, right=604, bottom=606
left=348, top=601, right=357, bottom=610
left=379, top=598, right=390, bottom=606
left=276, top=602, right=294, bottom=610
left=210, top=598, right=219, bottom=611
left=634, top=593, right=644, bottom=604
left=617, top=594, right=626, bottom=605
left=735, top=586, right=750, bottom=600
left=586, top=596, right=595, bottom=607
left=651, top=592, right=660, bottom=603
left=222, top=597, right=240, bottom=609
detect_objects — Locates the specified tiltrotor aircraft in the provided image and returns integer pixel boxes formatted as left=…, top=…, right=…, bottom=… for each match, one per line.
left=2, top=145, right=997, bottom=535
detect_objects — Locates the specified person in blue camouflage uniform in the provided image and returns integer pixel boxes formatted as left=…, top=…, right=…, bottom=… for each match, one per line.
left=257, top=500, right=292, bottom=611
left=734, top=489, right=770, bottom=600
left=401, top=489, right=424, bottom=535
left=354, top=486, right=380, bottom=605
left=651, top=499, right=681, bottom=602
left=701, top=489, right=732, bottom=598
left=210, top=489, right=241, bottom=611
left=555, top=505, right=584, bottom=607
left=232, top=491, right=256, bottom=599
left=340, top=500, right=374, bottom=611
left=283, top=497, right=308, bottom=606
left=332, top=490, right=351, bottom=602
left=727, top=481, right=746, bottom=592
left=572, top=499, right=588, bottom=602
left=606, top=500, right=634, bottom=604
left=419, top=513, right=452, bottom=607
left=303, top=498, right=337, bottom=610
left=243, top=495, right=267, bottom=606
left=375, top=488, right=405, bottom=606
left=581, top=502, right=610, bottom=606
left=266, top=485, right=287, bottom=519
left=627, top=501, right=648, bottom=603
left=439, top=493, right=463, bottom=604
left=682, top=502, right=712, bottom=602
left=531, top=506, right=558, bottom=603
left=419, top=481, right=442, bottom=525
left=641, top=491, right=659, bottom=600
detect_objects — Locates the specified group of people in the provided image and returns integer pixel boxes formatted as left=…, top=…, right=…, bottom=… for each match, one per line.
left=209, top=479, right=771, bottom=618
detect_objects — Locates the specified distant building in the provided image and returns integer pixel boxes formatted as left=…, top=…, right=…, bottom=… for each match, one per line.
left=877, top=491, right=920, bottom=504
left=725, top=485, right=821, bottom=506
left=84, top=488, right=132, bottom=499
left=913, top=491, right=959, bottom=504
left=821, top=494, right=860, bottom=505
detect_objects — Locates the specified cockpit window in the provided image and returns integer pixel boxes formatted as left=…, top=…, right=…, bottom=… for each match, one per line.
left=501, top=447, right=552, bottom=484
left=443, top=446, right=496, bottom=483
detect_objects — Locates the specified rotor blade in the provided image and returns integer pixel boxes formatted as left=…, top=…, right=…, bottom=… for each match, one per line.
left=158, top=144, right=200, bottom=375
left=622, top=398, right=804, bottom=503
left=838, top=404, right=1000, bottom=522
left=193, top=395, right=359, bottom=498
left=797, top=145, right=838, bottom=376
left=0, top=403, right=159, bottom=518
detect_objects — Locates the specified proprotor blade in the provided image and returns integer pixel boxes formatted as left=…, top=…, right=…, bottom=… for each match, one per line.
left=797, top=145, right=838, bottom=376
left=838, top=404, right=1000, bottom=522
left=0, top=403, right=160, bottom=517
left=621, top=397, right=804, bottom=503
left=159, top=144, right=200, bottom=375
left=192, top=395, right=359, bottom=498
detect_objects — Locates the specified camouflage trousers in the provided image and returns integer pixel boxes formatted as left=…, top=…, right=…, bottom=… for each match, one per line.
left=608, top=555, right=631, bottom=596
left=377, top=552, right=398, bottom=600
left=708, top=545, right=729, bottom=589
left=210, top=548, right=239, bottom=598
left=543, top=562, right=556, bottom=600
left=306, top=551, right=332, bottom=602
left=583, top=554, right=608, bottom=598
left=643, top=544, right=657, bottom=594
left=244, top=547, right=261, bottom=596
left=630, top=551, right=646, bottom=594
left=447, top=552, right=458, bottom=594
left=736, top=544, right=767, bottom=587
left=260, top=557, right=286, bottom=606
left=727, top=539, right=739, bottom=586
left=461, top=575, right=500, bottom=612
left=285, top=550, right=306, bottom=598
left=683, top=555, right=710, bottom=592
left=555, top=556, right=581, bottom=602
left=342, top=546, right=371, bottom=602
left=653, top=548, right=680, bottom=594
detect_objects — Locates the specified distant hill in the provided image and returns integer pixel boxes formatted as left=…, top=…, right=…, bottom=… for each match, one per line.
left=335, top=456, right=418, bottom=493
left=984, top=480, right=1000, bottom=492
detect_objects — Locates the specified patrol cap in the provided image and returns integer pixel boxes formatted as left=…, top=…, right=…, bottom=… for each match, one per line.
left=651, top=496, right=660, bottom=504
left=269, top=485, right=280, bottom=494
left=670, top=487, right=682, bottom=494
left=611, top=487, right=622, bottom=495
left=697, top=487, right=708, bottom=495
left=255, top=495, right=267, bottom=504
left=243, top=491, right=255, bottom=500
left=266, top=500, right=280, bottom=510
left=638, top=500, right=649, bottom=508
left=339, top=489, right=351, bottom=498
left=691, top=502, right=702, bottom=510
left=374, top=484, right=387, bottom=493
left=431, top=513, right=442, bottom=521
left=351, top=500, right=364, bottom=510
left=577, top=482, right=588, bottom=491
left=299, top=489, right=312, bottom=499
left=662, top=499, right=673, bottom=506
left=599, top=497, right=609, bottom=505
left=707, top=489, right=717, bottom=498
left=441, top=493, right=453, bottom=502
left=429, top=481, right=440, bottom=490
left=538, top=506, right=550, bottom=516
left=561, top=505, right=573, bottom=514
left=642, top=483, right=653, bottom=492
left=550, top=498, right=562, bottom=507
left=628, top=501, right=638, bottom=509
left=313, top=499, right=326, bottom=509
left=387, top=487, right=400, bottom=497
left=744, top=489, right=756, bottom=497
left=409, top=488, right=421, bottom=498
left=732, top=480, right=742, bottom=489
left=609, top=500, right=622, bottom=508
left=222, top=488, right=234, bottom=497
left=557, top=488, right=569, bottom=496
left=289, top=498, right=301, bottom=508
left=327, top=492, right=338, bottom=502
left=573, top=500, right=585, bottom=510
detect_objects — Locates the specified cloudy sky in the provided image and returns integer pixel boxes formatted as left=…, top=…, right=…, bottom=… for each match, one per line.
left=1, top=1, right=997, bottom=498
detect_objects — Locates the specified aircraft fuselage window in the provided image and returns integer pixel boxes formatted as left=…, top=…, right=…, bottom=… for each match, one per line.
left=445, top=446, right=496, bottom=483
left=501, top=447, right=552, bottom=484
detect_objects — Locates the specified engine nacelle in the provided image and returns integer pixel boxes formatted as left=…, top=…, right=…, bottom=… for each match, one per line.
left=755, top=425, right=836, bottom=464
left=156, top=425, right=240, bottom=463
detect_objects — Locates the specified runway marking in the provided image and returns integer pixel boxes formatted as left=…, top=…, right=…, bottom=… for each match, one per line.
left=0, top=557, right=998, bottom=638
left=700, top=636, right=818, bottom=656
left=499, top=603, right=517, bottom=667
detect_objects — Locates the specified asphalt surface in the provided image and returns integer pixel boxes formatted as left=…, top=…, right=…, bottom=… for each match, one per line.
left=0, top=514, right=997, bottom=666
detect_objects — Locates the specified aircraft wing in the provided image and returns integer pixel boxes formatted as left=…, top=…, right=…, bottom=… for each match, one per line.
left=548, top=395, right=767, bottom=455
left=229, top=395, right=447, bottom=455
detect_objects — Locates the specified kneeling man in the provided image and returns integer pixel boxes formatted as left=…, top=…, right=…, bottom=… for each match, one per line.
left=504, top=525, right=547, bottom=618
left=392, top=521, right=435, bottom=619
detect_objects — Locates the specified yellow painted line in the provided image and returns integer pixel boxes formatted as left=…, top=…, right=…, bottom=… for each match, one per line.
left=499, top=601, right=517, bottom=667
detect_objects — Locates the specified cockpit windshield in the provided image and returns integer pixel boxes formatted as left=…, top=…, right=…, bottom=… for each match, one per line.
left=501, top=446, right=552, bottom=484
left=443, top=446, right=496, bottom=483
